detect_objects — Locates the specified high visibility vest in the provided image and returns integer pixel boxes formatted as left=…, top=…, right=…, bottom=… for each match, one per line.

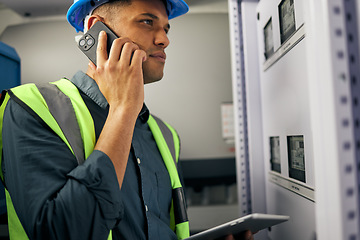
left=0, top=79, right=190, bottom=240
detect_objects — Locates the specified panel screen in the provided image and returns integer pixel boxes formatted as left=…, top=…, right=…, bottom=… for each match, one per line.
left=270, top=136, right=281, bottom=173
left=287, top=135, right=306, bottom=182
left=279, top=0, right=296, bottom=44
left=264, top=18, right=274, bottom=59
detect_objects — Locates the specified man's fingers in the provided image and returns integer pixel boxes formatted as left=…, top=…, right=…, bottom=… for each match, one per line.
left=131, top=49, right=147, bottom=68
left=224, top=235, right=235, bottom=240
left=119, top=42, right=141, bottom=66
left=96, top=31, right=108, bottom=67
left=240, top=230, right=254, bottom=240
left=108, top=38, right=133, bottom=64
left=232, top=230, right=253, bottom=240
left=88, top=61, right=96, bottom=70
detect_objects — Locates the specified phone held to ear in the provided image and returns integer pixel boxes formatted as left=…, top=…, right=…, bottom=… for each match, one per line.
left=77, top=21, right=118, bottom=66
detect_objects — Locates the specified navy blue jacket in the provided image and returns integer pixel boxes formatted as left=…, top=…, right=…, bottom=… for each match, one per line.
left=2, top=71, right=178, bottom=240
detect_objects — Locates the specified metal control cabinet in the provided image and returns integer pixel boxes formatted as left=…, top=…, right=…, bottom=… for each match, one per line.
left=305, top=1, right=360, bottom=239
left=229, top=0, right=360, bottom=239
left=256, top=1, right=316, bottom=239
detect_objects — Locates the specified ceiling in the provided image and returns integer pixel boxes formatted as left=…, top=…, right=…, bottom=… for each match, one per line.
left=0, top=0, right=227, bottom=18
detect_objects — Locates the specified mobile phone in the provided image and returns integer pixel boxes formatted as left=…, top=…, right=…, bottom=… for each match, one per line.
left=77, top=21, right=118, bottom=66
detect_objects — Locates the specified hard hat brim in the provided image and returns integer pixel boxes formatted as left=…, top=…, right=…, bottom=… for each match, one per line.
left=67, top=0, right=189, bottom=32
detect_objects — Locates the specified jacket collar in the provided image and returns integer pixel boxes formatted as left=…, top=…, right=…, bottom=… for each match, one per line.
left=70, top=71, right=149, bottom=123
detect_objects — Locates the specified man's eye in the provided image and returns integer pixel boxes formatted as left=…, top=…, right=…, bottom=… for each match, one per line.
left=142, top=19, right=153, bottom=25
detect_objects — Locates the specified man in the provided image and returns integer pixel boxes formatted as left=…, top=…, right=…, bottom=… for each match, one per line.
left=1, top=0, right=253, bottom=239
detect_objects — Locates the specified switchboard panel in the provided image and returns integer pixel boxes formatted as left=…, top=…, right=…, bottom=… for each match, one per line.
left=256, top=0, right=316, bottom=239
left=230, top=0, right=360, bottom=239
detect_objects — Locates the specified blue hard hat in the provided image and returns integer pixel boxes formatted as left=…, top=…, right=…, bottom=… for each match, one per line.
left=67, top=0, right=189, bottom=32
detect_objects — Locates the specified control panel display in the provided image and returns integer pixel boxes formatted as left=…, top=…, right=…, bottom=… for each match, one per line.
left=270, top=136, right=281, bottom=173
left=287, top=135, right=306, bottom=182
left=279, top=0, right=296, bottom=44
left=264, top=18, right=274, bottom=59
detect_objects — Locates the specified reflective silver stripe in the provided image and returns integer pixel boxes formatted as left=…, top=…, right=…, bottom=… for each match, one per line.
left=151, top=115, right=177, bottom=167
left=37, top=83, right=85, bottom=165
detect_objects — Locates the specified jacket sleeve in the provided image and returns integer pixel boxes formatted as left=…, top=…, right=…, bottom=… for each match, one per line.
left=2, top=98, right=124, bottom=240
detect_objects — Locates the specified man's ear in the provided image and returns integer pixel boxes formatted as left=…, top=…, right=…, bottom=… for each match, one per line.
left=86, top=15, right=104, bottom=30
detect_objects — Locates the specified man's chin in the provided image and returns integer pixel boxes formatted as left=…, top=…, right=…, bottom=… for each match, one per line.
left=143, top=72, right=164, bottom=85
left=144, top=77, right=163, bottom=85
left=143, top=61, right=165, bottom=84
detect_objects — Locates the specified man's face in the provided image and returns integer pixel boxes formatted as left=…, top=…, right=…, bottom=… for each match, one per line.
left=105, top=0, right=170, bottom=84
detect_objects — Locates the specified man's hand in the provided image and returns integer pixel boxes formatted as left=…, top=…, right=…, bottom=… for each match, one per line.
left=90, top=30, right=147, bottom=118
left=222, top=230, right=254, bottom=240
left=89, top=30, right=147, bottom=188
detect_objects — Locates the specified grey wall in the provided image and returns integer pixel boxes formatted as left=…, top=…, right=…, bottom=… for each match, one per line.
left=0, top=13, right=234, bottom=160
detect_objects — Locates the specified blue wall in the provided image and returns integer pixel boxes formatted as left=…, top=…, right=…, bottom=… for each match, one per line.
left=0, top=41, right=21, bottom=215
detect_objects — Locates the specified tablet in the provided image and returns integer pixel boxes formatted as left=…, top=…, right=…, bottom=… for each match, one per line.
left=185, top=213, right=289, bottom=240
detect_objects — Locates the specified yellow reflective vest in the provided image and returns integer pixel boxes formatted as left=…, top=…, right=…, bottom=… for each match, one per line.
left=0, top=79, right=190, bottom=239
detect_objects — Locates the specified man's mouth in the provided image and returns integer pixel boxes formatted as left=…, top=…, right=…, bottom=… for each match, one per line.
left=149, top=52, right=166, bottom=63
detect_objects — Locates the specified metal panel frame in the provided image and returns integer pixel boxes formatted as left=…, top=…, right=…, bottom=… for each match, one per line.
left=229, top=0, right=360, bottom=239
left=240, top=1, right=268, bottom=220
left=228, top=0, right=252, bottom=216
left=305, top=0, right=360, bottom=239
